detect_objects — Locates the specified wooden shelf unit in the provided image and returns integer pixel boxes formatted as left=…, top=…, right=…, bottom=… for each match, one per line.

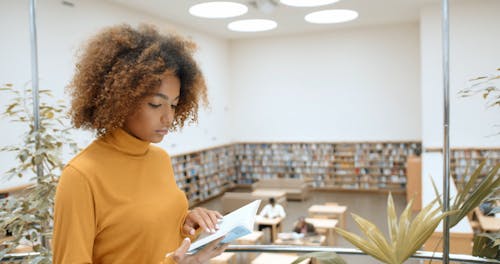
left=234, top=142, right=421, bottom=193
left=425, top=147, right=500, bottom=188
left=449, top=148, right=500, bottom=188
left=171, top=144, right=236, bottom=206
left=171, top=142, right=422, bottom=206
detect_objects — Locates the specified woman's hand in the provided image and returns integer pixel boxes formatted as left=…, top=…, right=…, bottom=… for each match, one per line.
left=171, top=237, right=227, bottom=264
left=183, top=207, right=223, bottom=236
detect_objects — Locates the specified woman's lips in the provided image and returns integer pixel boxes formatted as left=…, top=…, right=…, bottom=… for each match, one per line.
left=156, top=129, right=168, bottom=135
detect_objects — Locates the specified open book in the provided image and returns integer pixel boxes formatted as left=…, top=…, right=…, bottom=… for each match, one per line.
left=188, top=200, right=261, bottom=252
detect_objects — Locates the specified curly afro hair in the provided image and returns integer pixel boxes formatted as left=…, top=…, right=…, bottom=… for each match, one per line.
left=68, top=24, right=207, bottom=136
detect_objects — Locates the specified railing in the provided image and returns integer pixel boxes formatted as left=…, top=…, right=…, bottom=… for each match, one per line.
left=2, top=245, right=500, bottom=263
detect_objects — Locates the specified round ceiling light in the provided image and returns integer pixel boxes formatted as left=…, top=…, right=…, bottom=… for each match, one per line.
left=279, top=0, right=339, bottom=7
left=189, top=1, right=248, bottom=18
left=305, top=9, right=359, bottom=24
left=228, top=19, right=277, bottom=32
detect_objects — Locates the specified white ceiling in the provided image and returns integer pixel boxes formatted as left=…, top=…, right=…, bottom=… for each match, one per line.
left=105, top=0, right=441, bottom=39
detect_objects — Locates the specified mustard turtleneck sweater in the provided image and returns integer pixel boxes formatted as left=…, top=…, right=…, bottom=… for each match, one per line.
left=53, top=129, right=188, bottom=264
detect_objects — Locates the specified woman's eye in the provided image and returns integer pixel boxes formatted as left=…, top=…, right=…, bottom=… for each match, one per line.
left=171, top=104, right=178, bottom=110
left=148, top=103, right=161, bottom=108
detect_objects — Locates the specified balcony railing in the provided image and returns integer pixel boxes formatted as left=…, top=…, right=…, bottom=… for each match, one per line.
left=2, top=245, right=499, bottom=263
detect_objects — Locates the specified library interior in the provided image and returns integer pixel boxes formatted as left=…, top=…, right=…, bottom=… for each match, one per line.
left=1, top=0, right=499, bottom=263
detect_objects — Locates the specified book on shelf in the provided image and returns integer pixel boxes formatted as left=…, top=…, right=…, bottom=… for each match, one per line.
left=188, top=200, right=261, bottom=253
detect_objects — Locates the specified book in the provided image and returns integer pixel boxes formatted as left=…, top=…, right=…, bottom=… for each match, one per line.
left=188, top=200, right=261, bottom=252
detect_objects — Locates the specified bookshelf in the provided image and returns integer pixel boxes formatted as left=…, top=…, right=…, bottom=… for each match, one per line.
left=171, top=141, right=422, bottom=206
left=424, top=147, right=500, bottom=196
left=171, top=144, right=236, bottom=206
left=449, top=148, right=500, bottom=187
left=234, top=142, right=421, bottom=194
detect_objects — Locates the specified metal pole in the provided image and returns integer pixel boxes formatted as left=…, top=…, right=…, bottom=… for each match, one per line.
left=441, top=0, right=451, bottom=263
left=29, top=0, right=42, bottom=183
left=29, top=0, right=40, bottom=133
left=29, top=0, right=48, bottom=249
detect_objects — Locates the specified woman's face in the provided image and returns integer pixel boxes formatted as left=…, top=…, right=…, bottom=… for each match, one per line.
left=123, top=74, right=181, bottom=143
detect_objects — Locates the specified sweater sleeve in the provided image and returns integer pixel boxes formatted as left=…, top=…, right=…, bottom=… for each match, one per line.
left=53, top=165, right=96, bottom=264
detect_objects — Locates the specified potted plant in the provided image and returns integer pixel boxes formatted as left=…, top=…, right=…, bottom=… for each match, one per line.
left=0, top=83, right=78, bottom=263
left=291, top=161, right=499, bottom=264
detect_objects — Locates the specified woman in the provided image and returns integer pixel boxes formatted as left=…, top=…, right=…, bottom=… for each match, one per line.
left=53, top=24, right=226, bottom=264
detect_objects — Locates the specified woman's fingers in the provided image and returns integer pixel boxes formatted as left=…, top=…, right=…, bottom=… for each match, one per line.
left=207, top=210, right=222, bottom=230
left=199, top=236, right=225, bottom=253
left=193, top=208, right=214, bottom=233
left=210, top=242, right=228, bottom=258
left=190, top=208, right=223, bottom=233
left=182, top=224, right=196, bottom=236
left=171, top=237, right=191, bottom=263
left=216, top=211, right=224, bottom=219
left=203, top=237, right=228, bottom=259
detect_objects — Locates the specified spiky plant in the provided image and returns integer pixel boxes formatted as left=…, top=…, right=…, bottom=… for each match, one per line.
left=443, top=162, right=499, bottom=228
left=430, top=161, right=500, bottom=260
left=334, top=194, right=454, bottom=264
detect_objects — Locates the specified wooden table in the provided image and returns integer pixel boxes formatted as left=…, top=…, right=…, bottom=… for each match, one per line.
left=308, top=204, right=347, bottom=228
left=234, top=231, right=264, bottom=263
left=251, top=189, right=287, bottom=208
left=254, top=216, right=283, bottom=243
left=305, top=218, right=338, bottom=246
left=251, top=253, right=309, bottom=264
left=474, top=207, right=500, bottom=232
left=274, top=234, right=326, bottom=246
left=209, top=252, right=236, bottom=264
left=235, top=231, right=264, bottom=245
left=251, top=189, right=286, bottom=197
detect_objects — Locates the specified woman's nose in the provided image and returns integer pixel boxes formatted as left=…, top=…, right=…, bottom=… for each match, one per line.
left=161, top=108, right=174, bottom=126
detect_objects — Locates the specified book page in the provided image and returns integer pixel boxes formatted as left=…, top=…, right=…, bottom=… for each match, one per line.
left=188, top=200, right=261, bottom=252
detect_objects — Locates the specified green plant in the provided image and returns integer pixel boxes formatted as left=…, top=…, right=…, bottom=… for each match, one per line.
left=430, top=161, right=500, bottom=261
left=288, top=162, right=499, bottom=264
left=0, top=83, right=78, bottom=263
left=457, top=68, right=500, bottom=259
left=473, top=232, right=500, bottom=260
left=459, top=68, right=500, bottom=135
left=333, top=194, right=453, bottom=264
left=432, top=162, right=500, bottom=228
left=460, top=68, right=500, bottom=108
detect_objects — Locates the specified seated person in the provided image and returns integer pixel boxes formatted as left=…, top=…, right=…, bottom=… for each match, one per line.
left=258, top=198, right=286, bottom=232
left=259, top=198, right=286, bottom=219
left=293, top=216, right=316, bottom=236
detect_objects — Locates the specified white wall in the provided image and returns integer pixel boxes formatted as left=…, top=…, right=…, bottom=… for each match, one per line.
left=0, top=0, right=231, bottom=188
left=4, top=0, right=499, bottom=190
left=228, top=23, right=421, bottom=142
left=420, top=0, right=500, bottom=149
left=420, top=0, right=500, bottom=218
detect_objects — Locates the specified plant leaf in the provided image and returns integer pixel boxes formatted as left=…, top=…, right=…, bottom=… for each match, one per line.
left=387, top=193, right=398, bottom=243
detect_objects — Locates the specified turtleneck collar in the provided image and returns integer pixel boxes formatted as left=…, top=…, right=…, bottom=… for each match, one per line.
left=101, top=128, right=150, bottom=156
